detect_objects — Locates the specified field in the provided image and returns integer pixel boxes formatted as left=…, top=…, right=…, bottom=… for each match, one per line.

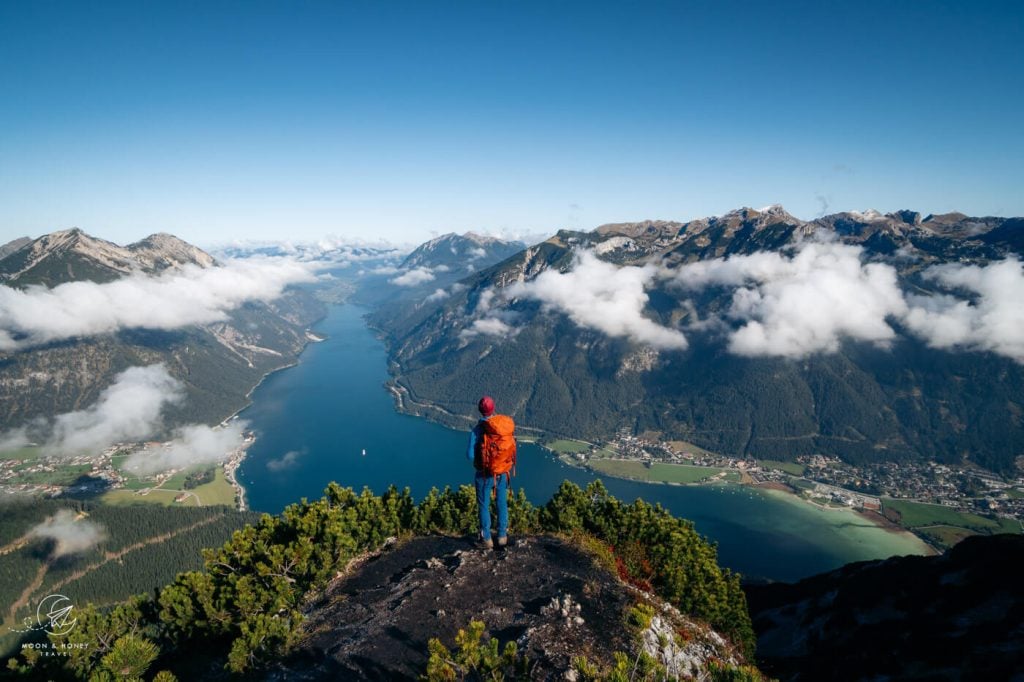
left=0, top=447, right=41, bottom=461
left=544, top=439, right=590, bottom=454
left=588, top=459, right=739, bottom=484
left=916, top=525, right=979, bottom=547
left=665, top=440, right=719, bottom=458
left=883, top=499, right=1018, bottom=533
left=756, top=459, right=806, bottom=476
left=883, top=498, right=1021, bottom=551
left=101, top=466, right=236, bottom=507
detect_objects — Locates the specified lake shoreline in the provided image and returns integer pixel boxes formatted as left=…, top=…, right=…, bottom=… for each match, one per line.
left=221, top=317, right=330, bottom=510
left=549, top=451, right=937, bottom=556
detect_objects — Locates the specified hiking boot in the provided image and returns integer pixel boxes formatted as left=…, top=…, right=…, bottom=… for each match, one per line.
left=496, top=536, right=508, bottom=548
left=478, top=535, right=493, bottom=549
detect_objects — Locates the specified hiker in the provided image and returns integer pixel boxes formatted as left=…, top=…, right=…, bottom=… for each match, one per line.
left=467, top=395, right=517, bottom=549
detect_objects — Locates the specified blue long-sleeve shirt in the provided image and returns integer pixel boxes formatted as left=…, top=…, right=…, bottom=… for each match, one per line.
left=466, top=416, right=491, bottom=462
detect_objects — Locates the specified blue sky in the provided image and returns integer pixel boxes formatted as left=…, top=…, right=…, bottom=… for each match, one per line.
left=1, top=0, right=1022, bottom=246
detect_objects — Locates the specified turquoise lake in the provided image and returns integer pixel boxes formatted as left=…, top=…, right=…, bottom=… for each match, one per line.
left=238, top=304, right=930, bottom=582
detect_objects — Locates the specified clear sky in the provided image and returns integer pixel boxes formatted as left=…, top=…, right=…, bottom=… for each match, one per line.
left=1, top=0, right=1022, bottom=247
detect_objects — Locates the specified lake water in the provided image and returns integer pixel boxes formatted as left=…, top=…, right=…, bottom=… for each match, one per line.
left=238, top=304, right=930, bottom=582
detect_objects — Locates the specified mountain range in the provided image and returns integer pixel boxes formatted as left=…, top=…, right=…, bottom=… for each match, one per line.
left=369, top=207, right=1024, bottom=474
left=0, top=229, right=324, bottom=433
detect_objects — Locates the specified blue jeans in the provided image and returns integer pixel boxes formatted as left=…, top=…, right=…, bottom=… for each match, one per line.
left=475, top=472, right=509, bottom=539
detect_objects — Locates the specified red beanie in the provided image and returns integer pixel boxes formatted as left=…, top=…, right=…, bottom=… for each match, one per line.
left=478, top=395, right=495, bottom=416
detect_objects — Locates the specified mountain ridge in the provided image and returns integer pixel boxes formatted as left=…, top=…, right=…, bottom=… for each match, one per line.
left=0, top=228, right=324, bottom=434
left=368, top=206, right=1024, bottom=473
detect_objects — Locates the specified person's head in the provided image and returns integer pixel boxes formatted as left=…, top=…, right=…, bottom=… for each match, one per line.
left=478, top=395, right=495, bottom=417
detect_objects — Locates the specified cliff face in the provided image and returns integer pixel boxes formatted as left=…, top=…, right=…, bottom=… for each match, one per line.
left=268, top=535, right=744, bottom=681
left=744, top=533, right=1024, bottom=681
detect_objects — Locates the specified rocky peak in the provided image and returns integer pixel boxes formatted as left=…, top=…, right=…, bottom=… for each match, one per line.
left=887, top=209, right=922, bottom=226
left=0, top=236, right=32, bottom=260
left=593, top=220, right=685, bottom=240
left=128, top=232, right=216, bottom=270
left=0, top=228, right=215, bottom=286
left=401, top=232, right=524, bottom=271
left=269, top=535, right=745, bottom=680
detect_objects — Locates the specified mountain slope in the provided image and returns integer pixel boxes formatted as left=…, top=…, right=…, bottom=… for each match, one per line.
left=0, top=229, right=323, bottom=432
left=745, top=533, right=1024, bottom=681
left=370, top=207, right=1024, bottom=473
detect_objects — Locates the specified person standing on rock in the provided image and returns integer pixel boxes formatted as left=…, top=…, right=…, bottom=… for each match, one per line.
left=467, top=395, right=517, bottom=549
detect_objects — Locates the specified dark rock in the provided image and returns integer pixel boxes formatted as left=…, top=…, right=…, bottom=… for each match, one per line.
left=268, top=535, right=638, bottom=680
left=745, top=533, right=1024, bottom=681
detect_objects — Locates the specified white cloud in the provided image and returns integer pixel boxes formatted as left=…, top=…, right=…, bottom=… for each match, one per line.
left=476, top=288, right=496, bottom=313
left=468, top=247, right=488, bottom=260
left=459, top=317, right=515, bottom=341
left=0, top=364, right=249, bottom=473
left=668, top=241, right=907, bottom=357
left=369, top=264, right=400, bottom=275
left=507, top=250, right=688, bottom=350
left=0, top=258, right=317, bottom=350
left=0, top=365, right=184, bottom=456
left=390, top=267, right=435, bottom=287
left=123, top=420, right=248, bottom=475
left=266, top=449, right=302, bottom=472
left=903, top=258, right=1024, bottom=362
left=29, top=509, right=107, bottom=557
left=425, top=288, right=450, bottom=303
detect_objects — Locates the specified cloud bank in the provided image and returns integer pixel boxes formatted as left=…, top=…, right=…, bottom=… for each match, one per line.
left=903, top=257, right=1024, bottom=362
left=507, top=251, right=688, bottom=349
left=669, top=241, right=908, bottom=357
left=0, top=364, right=249, bottom=473
left=123, top=420, right=248, bottom=475
left=0, top=258, right=317, bottom=350
left=0, top=364, right=184, bottom=456
left=476, top=243, right=1024, bottom=363
left=29, top=509, right=107, bottom=557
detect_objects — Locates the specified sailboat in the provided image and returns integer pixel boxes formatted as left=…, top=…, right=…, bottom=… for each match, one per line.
left=361, top=448, right=366, bottom=456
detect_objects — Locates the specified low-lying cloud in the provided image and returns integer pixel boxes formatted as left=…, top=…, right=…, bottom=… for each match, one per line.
left=0, top=364, right=249, bottom=473
left=123, top=420, right=248, bottom=475
left=390, top=267, right=435, bottom=287
left=474, top=242, right=1024, bottom=363
left=0, top=364, right=184, bottom=456
left=0, top=258, right=317, bottom=350
left=669, top=241, right=908, bottom=357
left=904, top=257, right=1024, bottom=362
left=507, top=251, right=688, bottom=350
left=459, top=317, right=516, bottom=341
left=266, top=449, right=302, bottom=472
left=29, top=509, right=107, bottom=557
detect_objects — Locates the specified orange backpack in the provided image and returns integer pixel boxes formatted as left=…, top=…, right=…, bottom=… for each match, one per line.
left=479, top=414, right=517, bottom=483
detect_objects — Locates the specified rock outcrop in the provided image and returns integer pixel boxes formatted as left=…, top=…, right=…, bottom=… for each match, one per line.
left=269, top=535, right=743, bottom=680
left=745, top=533, right=1024, bottom=681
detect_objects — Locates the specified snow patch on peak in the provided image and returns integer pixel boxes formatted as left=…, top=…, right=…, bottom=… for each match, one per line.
left=849, top=209, right=886, bottom=222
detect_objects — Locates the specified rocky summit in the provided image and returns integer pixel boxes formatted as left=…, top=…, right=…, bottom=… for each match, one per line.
left=268, top=535, right=743, bottom=680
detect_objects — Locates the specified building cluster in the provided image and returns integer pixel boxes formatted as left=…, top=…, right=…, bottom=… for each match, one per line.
left=582, top=432, right=1024, bottom=523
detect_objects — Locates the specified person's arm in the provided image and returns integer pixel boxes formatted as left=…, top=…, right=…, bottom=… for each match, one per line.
left=467, top=423, right=479, bottom=461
